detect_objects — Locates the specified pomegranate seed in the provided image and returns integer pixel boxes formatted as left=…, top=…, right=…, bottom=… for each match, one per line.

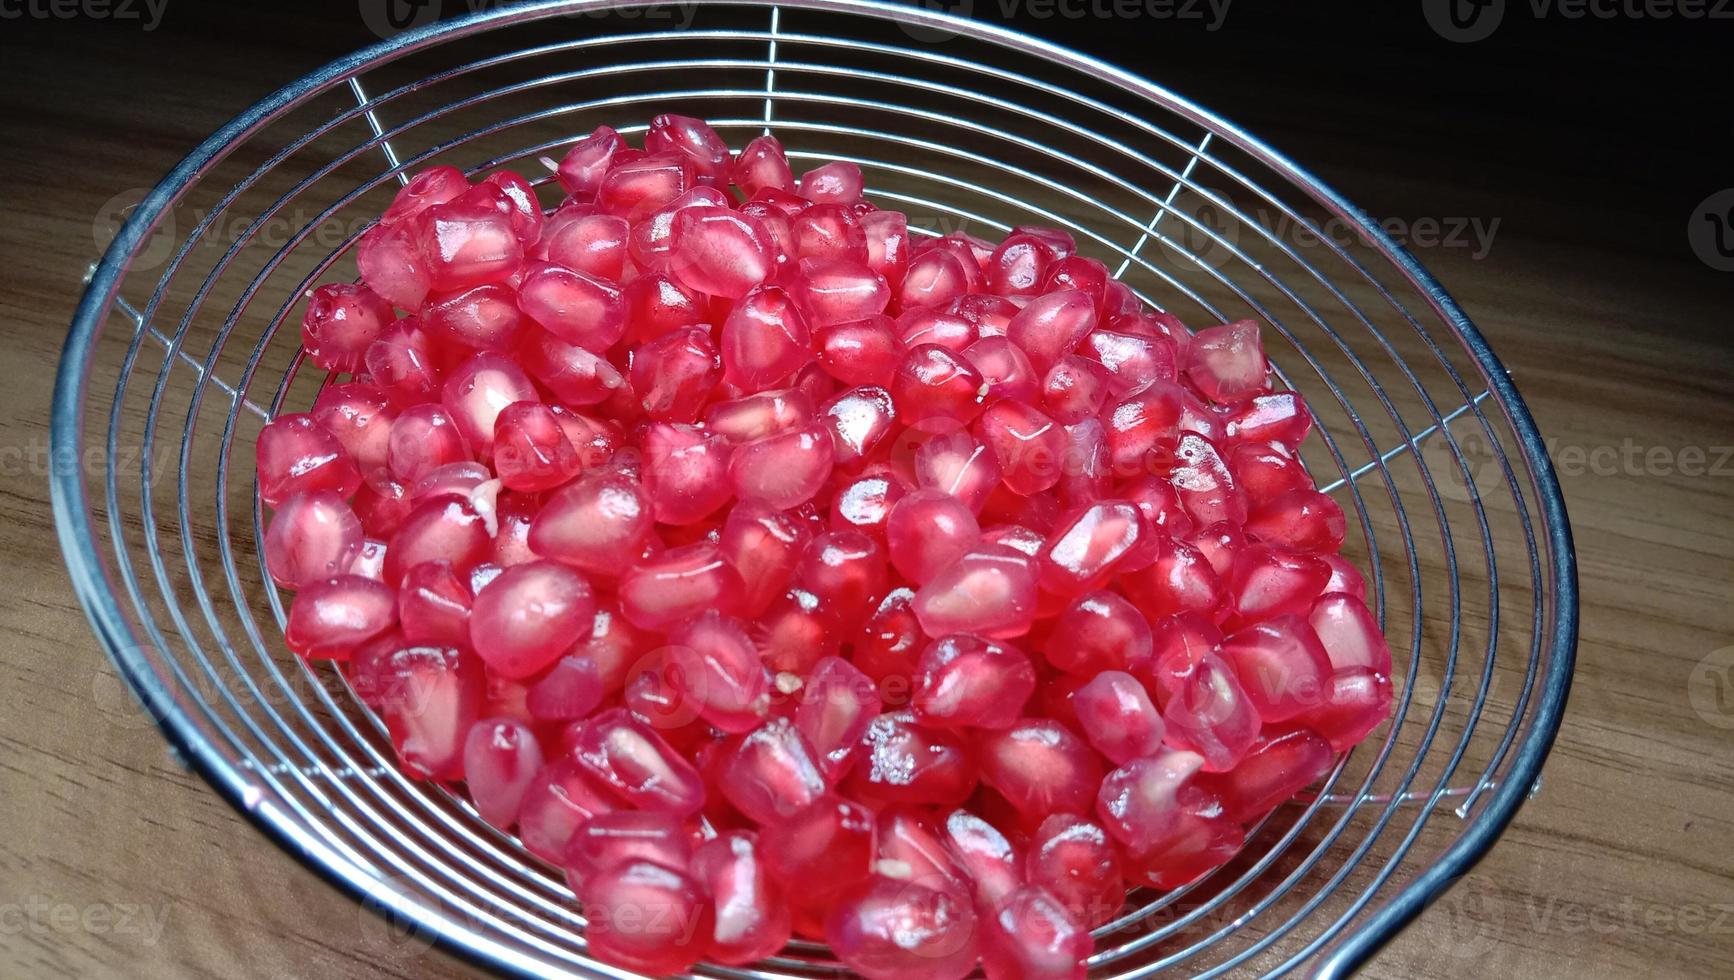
left=1045, top=590, right=1152, bottom=675
left=846, top=711, right=977, bottom=808
left=1227, top=442, right=1312, bottom=507
left=1188, top=520, right=1247, bottom=579
left=853, top=588, right=924, bottom=697
left=542, top=211, right=629, bottom=282
left=790, top=257, right=892, bottom=327
left=1309, top=592, right=1392, bottom=674
left=897, top=307, right=975, bottom=353
left=364, top=319, right=443, bottom=405
left=798, top=161, right=864, bottom=205
left=941, top=808, right=1023, bottom=909
left=763, top=794, right=877, bottom=902
left=1027, top=814, right=1123, bottom=928
left=284, top=574, right=396, bottom=660
left=819, top=385, right=898, bottom=465
left=976, top=718, right=1102, bottom=827
left=356, top=221, right=431, bottom=311
left=1040, top=355, right=1111, bottom=425
left=666, top=205, right=777, bottom=299
left=527, top=469, right=652, bottom=576
left=1104, top=380, right=1183, bottom=474
left=516, top=758, right=618, bottom=861
left=639, top=421, right=732, bottom=525
left=1123, top=796, right=1243, bottom=890
left=556, top=126, right=625, bottom=198
left=912, top=634, right=1036, bottom=730
left=1218, top=614, right=1335, bottom=723
left=1055, top=418, right=1110, bottom=508
left=631, top=326, right=722, bottom=423
left=975, top=400, right=1064, bottom=496
left=706, top=388, right=813, bottom=444
left=732, top=134, right=794, bottom=196
left=440, top=352, right=537, bottom=456
left=397, top=559, right=472, bottom=646
left=886, top=489, right=981, bottom=585
left=720, top=284, right=810, bottom=389
left=667, top=611, right=773, bottom=732
left=569, top=707, right=705, bottom=814
left=862, top=209, right=910, bottom=288
left=365, top=644, right=482, bottom=780
left=580, top=859, right=712, bottom=975
left=516, top=263, right=625, bottom=351
left=490, top=401, right=579, bottom=492
left=891, top=344, right=987, bottom=425
left=1320, top=553, right=1368, bottom=600
left=826, top=876, right=979, bottom=980
left=1245, top=488, right=1347, bottom=553
left=301, top=282, right=394, bottom=373
left=525, top=653, right=605, bottom=724
left=646, top=113, right=732, bottom=184
left=1185, top=319, right=1268, bottom=403
left=985, top=231, right=1061, bottom=297
left=1094, top=747, right=1205, bottom=853
left=621, top=271, right=706, bottom=342
left=311, top=382, right=395, bottom=475
left=914, top=428, right=1001, bottom=514
left=617, top=541, right=745, bottom=631
left=598, top=152, right=692, bottom=222
left=1073, top=670, right=1166, bottom=766
left=1007, top=289, right=1097, bottom=371
left=564, top=809, right=691, bottom=893
left=721, top=716, right=827, bottom=821
left=1223, top=391, right=1311, bottom=450
left=980, top=885, right=1092, bottom=980
left=1204, top=726, right=1335, bottom=823
left=814, top=315, right=903, bottom=387
left=1037, top=500, right=1145, bottom=596
left=383, top=494, right=489, bottom=585
left=264, top=491, right=362, bottom=589
left=795, top=530, right=887, bottom=632
left=1161, top=653, right=1260, bottom=771
left=417, top=183, right=523, bottom=290
left=795, top=656, right=882, bottom=782
left=730, top=421, right=836, bottom=509
left=468, top=560, right=595, bottom=679
left=898, top=248, right=972, bottom=313
left=1118, top=534, right=1223, bottom=623
left=717, top=501, right=811, bottom=617
left=793, top=203, right=868, bottom=263
left=464, top=717, right=543, bottom=828
left=692, top=831, right=792, bottom=964
left=408, top=460, right=490, bottom=504
left=962, top=336, right=1040, bottom=404
left=385, top=403, right=470, bottom=485
left=257, top=413, right=361, bottom=507
left=1296, top=667, right=1393, bottom=750
left=913, top=543, right=1039, bottom=640
left=832, top=473, right=906, bottom=539
left=1224, top=544, right=1330, bottom=627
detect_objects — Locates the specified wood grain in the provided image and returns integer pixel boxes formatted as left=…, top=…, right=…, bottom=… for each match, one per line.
left=1, top=4, right=1730, bottom=979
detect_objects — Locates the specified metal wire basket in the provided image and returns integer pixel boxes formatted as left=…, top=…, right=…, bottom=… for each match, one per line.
left=50, top=1, right=1577, bottom=975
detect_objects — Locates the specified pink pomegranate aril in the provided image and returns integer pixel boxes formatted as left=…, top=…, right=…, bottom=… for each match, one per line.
left=631, top=325, right=722, bottom=423
left=719, top=283, right=809, bottom=389
left=914, top=428, right=1001, bottom=514
left=1161, top=653, right=1261, bottom=771
left=564, top=809, right=691, bottom=893
left=718, top=501, right=811, bottom=617
left=597, top=152, right=692, bottom=222
left=1027, top=814, right=1123, bottom=929
left=301, top=282, right=394, bottom=373
left=1045, top=590, right=1152, bottom=676
left=887, top=489, right=982, bottom=585
left=1225, top=544, right=1331, bottom=627
left=1218, top=614, right=1335, bottom=723
left=1094, top=747, right=1206, bottom=852
left=1104, top=380, right=1184, bottom=474
left=1296, top=667, right=1393, bottom=750
left=891, top=344, right=987, bottom=425
left=464, top=717, right=544, bottom=828
left=942, top=808, right=1024, bottom=907
left=527, top=469, right=652, bottom=577
left=665, top=205, right=776, bottom=299
left=1186, top=318, right=1268, bottom=404
left=976, top=399, right=1065, bottom=495
left=1118, top=534, right=1223, bottom=623
left=1038, top=500, right=1145, bottom=596
left=569, top=708, right=706, bottom=814
left=1124, top=796, right=1244, bottom=891
left=1056, top=418, right=1110, bottom=508
left=1245, top=488, right=1347, bottom=553
left=913, top=543, right=1039, bottom=640
left=978, top=719, right=1103, bottom=826
left=417, top=184, right=523, bottom=291
left=640, top=421, right=733, bottom=525
left=827, top=875, right=979, bottom=980
left=667, top=611, right=773, bottom=733
left=284, top=574, right=397, bottom=660
left=861, top=209, right=910, bottom=287
left=515, top=263, right=624, bottom=351
left=1223, top=391, right=1311, bottom=451
left=796, top=655, right=882, bottom=782
left=763, top=793, right=877, bottom=901
left=832, top=473, right=906, bottom=539
left=383, top=494, right=490, bottom=585
left=846, top=711, right=978, bottom=808
left=1040, top=354, right=1111, bottom=425
left=646, top=112, right=731, bottom=184
left=517, top=758, right=619, bottom=861
left=555, top=126, right=624, bottom=197
left=795, top=530, right=887, bottom=632
left=791, top=257, right=892, bottom=328
left=1073, top=670, right=1167, bottom=766
left=980, top=885, right=1092, bottom=980
left=731, top=134, right=794, bottom=196
left=357, top=220, right=431, bottom=312
left=581, top=859, right=712, bottom=975
left=798, top=160, right=865, bottom=205
left=819, top=384, right=897, bottom=465
left=440, top=352, right=537, bottom=456
left=524, top=653, right=605, bottom=724
left=706, top=388, right=814, bottom=444
left=489, top=401, right=579, bottom=492
left=693, top=831, right=792, bottom=965
left=815, top=315, right=903, bottom=387
left=1007, top=289, right=1097, bottom=371
left=370, top=644, right=483, bottom=781
left=257, top=413, right=361, bottom=507
left=854, top=588, right=924, bottom=694
left=912, top=633, right=1036, bottom=730
left=896, top=307, right=975, bottom=354
left=264, top=491, right=362, bottom=589
left=1204, top=726, right=1335, bottom=823
left=793, top=203, right=868, bottom=263
left=898, top=248, right=971, bottom=313
left=1169, top=432, right=1248, bottom=527
left=385, top=403, right=469, bottom=485
left=468, top=559, right=595, bottom=679
left=396, top=559, right=472, bottom=646
left=730, top=421, right=835, bottom=509
left=1309, top=592, right=1392, bottom=675
left=720, top=715, right=827, bottom=822
left=312, top=383, right=395, bottom=476
left=617, top=541, right=745, bottom=631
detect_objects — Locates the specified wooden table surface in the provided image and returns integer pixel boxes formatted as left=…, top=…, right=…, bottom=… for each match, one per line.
left=3, top=3, right=1731, bottom=978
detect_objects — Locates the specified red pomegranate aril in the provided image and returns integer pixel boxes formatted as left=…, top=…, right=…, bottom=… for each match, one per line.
left=720, top=716, right=827, bottom=822
left=480, top=169, right=542, bottom=243
left=630, top=326, right=721, bottom=423
left=464, top=717, right=544, bottom=828
left=832, top=473, right=906, bottom=538
left=1094, top=746, right=1206, bottom=852
left=1027, top=814, right=1123, bottom=929
left=795, top=530, right=887, bottom=632
left=417, top=184, right=523, bottom=291
left=569, top=707, right=706, bottom=814
left=1296, top=667, right=1393, bottom=750
left=440, top=352, right=537, bottom=457
left=489, top=401, right=579, bottom=492
left=540, top=209, right=629, bottom=281
left=980, top=885, right=1092, bottom=980
left=793, top=203, right=868, bottom=263
left=1189, top=520, right=1247, bottom=579
left=912, top=633, right=1036, bottom=730
left=1045, top=590, right=1152, bottom=676
left=985, top=232, right=1059, bottom=297
left=913, top=540, right=1038, bottom=640
left=370, top=644, right=483, bottom=780
left=1162, top=653, right=1261, bottom=771
left=1056, top=418, right=1110, bottom=508
left=1039, top=255, right=1109, bottom=309
left=284, top=574, right=396, bottom=660
left=396, top=559, right=472, bottom=646
left=853, top=588, right=924, bottom=694
left=796, top=655, right=882, bottom=782
left=977, top=719, right=1103, bottom=826
left=385, top=403, right=469, bottom=485
left=640, top=421, right=732, bottom=525
left=311, top=383, right=395, bottom=475
left=815, top=315, right=903, bottom=387
left=719, top=283, right=809, bottom=389
left=1118, top=534, right=1223, bottom=623
left=356, top=220, right=431, bottom=312
left=1225, top=544, right=1330, bottom=627
left=1186, top=319, right=1269, bottom=404
left=646, top=112, right=731, bottom=183
left=1319, top=553, right=1368, bottom=600
left=667, top=611, right=772, bottom=733
left=1218, top=615, right=1335, bottom=723
left=517, top=758, right=619, bottom=861
left=886, top=489, right=981, bottom=585
left=898, top=248, right=971, bottom=313
left=1104, top=380, right=1184, bottom=474
left=750, top=586, right=836, bottom=674
left=383, top=494, right=489, bottom=585
left=1227, top=442, right=1313, bottom=506
left=1121, top=474, right=1196, bottom=541
left=1041, top=354, right=1111, bottom=424
left=976, top=399, right=1065, bottom=495
left=819, top=385, right=897, bottom=465
left=705, top=388, right=813, bottom=444
left=861, top=209, right=910, bottom=288
left=914, top=428, right=1001, bottom=514
left=365, top=319, right=443, bottom=406
left=564, top=809, right=691, bottom=892
left=621, top=271, right=706, bottom=343
left=791, top=257, right=892, bottom=327
left=942, top=808, right=1023, bottom=907
left=693, top=831, right=792, bottom=965
left=892, top=344, right=987, bottom=425
left=718, top=501, right=810, bottom=617
left=763, top=793, right=877, bottom=900
left=383, top=165, right=468, bottom=226
left=518, top=329, right=625, bottom=406
left=1073, top=670, right=1167, bottom=766
left=516, top=263, right=624, bottom=351
left=730, top=421, right=835, bottom=509
left=665, top=205, right=776, bottom=299
left=301, top=282, right=394, bottom=373
left=420, top=282, right=521, bottom=353
left=826, top=876, right=979, bottom=980
left=1167, top=432, right=1247, bottom=527
left=960, top=337, right=1037, bottom=404
left=527, top=469, right=652, bottom=576
left=264, top=491, right=362, bottom=589
left=1084, top=327, right=1179, bottom=395
left=257, top=413, right=361, bottom=507
left=1037, top=499, right=1145, bottom=596
left=1223, top=391, right=1311, bottom=451
left=1007, top=289, right=1097, bottom=371
left=1245, top=488, right=1347, bottom=553
left=798, top=160, right=864, bottom=205
left=1140, top=611, right=1222, bottom=709
left=408, top=460, right=490, bottom=503
left=468, top=559, right=595, bottom=679
left=581, top=859, right=712, bottom=975
left=1207, top=726, right=1335, bottom=823
left=897, top=307, right=974, bottom=353
left=846, top=711, right=978, bottom=808
left=1309, top=592, right=1392, bottom=674
left=597, top=152, right=691, bottom=222
left=555, top=126, right=624, bottom=198
left=617, top=541, right=745, bottom=631
left=731, top=134, right=794, bottom=196
left=524, top=653, right=604, bottom=724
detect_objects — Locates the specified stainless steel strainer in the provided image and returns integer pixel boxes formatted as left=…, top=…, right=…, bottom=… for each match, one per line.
left=50, top=1, right=1578, bottom=975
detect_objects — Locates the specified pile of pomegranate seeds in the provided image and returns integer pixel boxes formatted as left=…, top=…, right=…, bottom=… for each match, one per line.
left=263, top=114, right=1393, bottom=978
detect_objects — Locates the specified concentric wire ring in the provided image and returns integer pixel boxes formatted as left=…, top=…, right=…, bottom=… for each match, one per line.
left=51, top=1, right=1576, bottom=975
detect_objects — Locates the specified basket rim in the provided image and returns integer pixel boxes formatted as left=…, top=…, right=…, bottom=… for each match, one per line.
left=49, top=1, right=1578, bottom=975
